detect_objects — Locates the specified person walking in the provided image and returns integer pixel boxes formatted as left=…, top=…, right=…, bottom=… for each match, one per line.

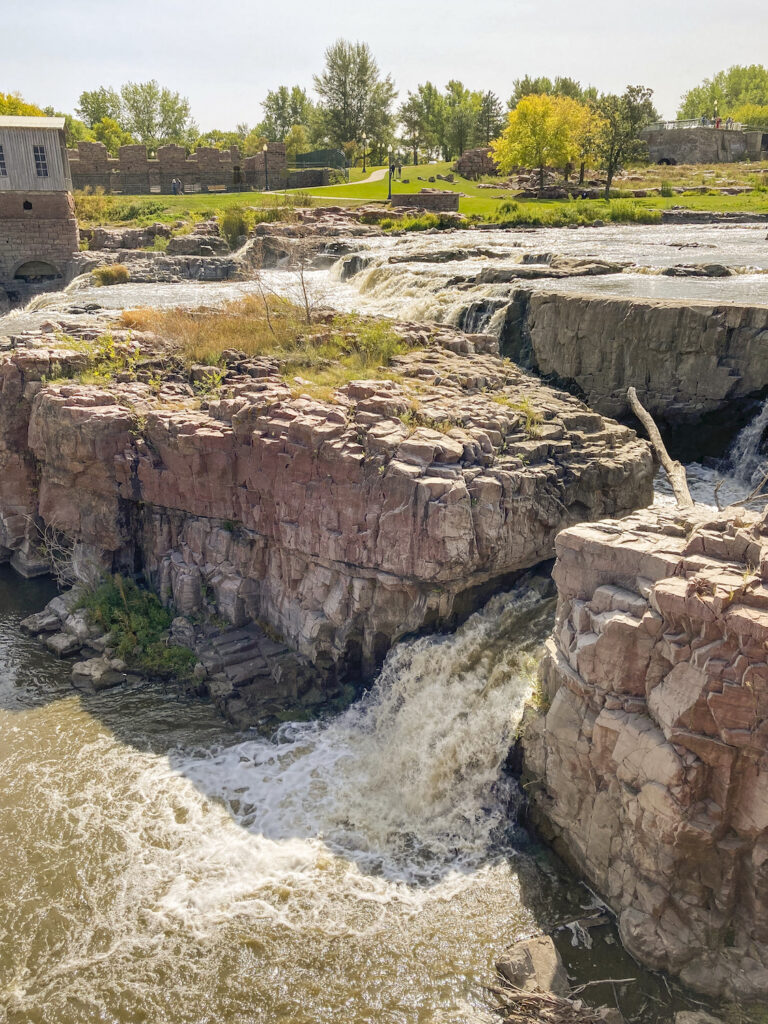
left=171, top=177, right=179, bottom=195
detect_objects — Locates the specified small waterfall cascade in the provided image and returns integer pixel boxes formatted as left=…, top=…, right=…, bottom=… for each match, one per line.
left=728, top=398, right=768, bottom=484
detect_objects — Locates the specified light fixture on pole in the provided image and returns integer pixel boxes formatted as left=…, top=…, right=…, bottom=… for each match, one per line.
left=262, top=142, right=269, bottom=191
left=362, top=135, right=367, bottom=174
left=387, top=144, right=393, bottom=200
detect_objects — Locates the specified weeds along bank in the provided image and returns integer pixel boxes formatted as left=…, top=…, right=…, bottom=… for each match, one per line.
left=0, top=298, right=652, bottom=724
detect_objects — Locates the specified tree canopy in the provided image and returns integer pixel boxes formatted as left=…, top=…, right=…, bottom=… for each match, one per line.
left=313, top=39, right=397, bottom=154
left=0, top=91, right=43, bottom=116
left=508, top=75, right=597, bottom=110
left=593, top=85, right=658, bottom=196
left=492, top=93, right=592, bottom=191
left=678, top=65, right=768, bottom=119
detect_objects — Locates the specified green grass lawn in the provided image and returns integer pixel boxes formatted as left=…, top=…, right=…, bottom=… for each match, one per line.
left=74, top=159, right=768, bottom=230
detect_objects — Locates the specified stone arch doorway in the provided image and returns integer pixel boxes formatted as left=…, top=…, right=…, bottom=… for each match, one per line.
left=13, top=260, right=61, bottom=282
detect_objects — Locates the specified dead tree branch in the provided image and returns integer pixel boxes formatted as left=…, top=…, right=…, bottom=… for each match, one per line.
left=627, top=386, right=693, bottom=508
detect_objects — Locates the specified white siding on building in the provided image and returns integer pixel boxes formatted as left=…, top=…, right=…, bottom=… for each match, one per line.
left=0, top=127, right=71, bottom=191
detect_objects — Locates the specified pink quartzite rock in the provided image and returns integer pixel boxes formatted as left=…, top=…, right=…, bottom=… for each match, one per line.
left=522, top=505, right=768, bottom=1000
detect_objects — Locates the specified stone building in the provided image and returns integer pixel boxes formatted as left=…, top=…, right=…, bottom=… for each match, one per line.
left=641, top=124, right=768, bottom=164
left=0, top=115, right=80, bottom=308
left=68, top=140, right=289, bottom=193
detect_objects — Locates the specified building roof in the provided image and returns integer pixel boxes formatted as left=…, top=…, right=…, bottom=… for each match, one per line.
left=0, top=115, right=66, bottom=130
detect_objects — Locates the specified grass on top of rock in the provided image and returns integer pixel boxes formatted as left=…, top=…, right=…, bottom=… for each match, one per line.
left=79, top=575, right=197, bottom=680
left=121, top=298, right=414, bottom=395
left=491, top=394, right=543, bottom=436
left=92, top=264, right=130, bottom=286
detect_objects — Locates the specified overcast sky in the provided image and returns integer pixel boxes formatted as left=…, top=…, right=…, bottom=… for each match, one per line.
left=5, top=0, right=768, bottom=129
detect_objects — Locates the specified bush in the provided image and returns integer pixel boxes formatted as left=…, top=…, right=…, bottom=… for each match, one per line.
left=79, top=575, right=197, bottom=680
left=219, top=207, right=251, bottom=247
left=383, top=212, right=461, bottom=232
left=660, top=181, right=675, bottom=197
left=92, top=264, right=130, bottom=286
left=607, top=199, right=662, bottom=224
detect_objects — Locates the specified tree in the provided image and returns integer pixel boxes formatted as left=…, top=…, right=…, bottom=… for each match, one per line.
left=476, top=91, right=505, bottom=146
left=0, top=92, right=43, bottom=115
left=119, top=80, right=195, bottom=150
left=399, top=92, right=425, bottom=164
left=443, top=81, right=480, bottom=158
left=284, top=123, right=312, bottom=161
left=416, top=82, right=446, bottom=158
left=313, top=39, right=396, bottom=149
left=593, top=85, right=658, bottom=198
left=509, top=76, right=553, bottom=109
left=492, top=93, right=589, bottom=193
left=729, top=103, right=768, bottom=130
left=508, top=75, right=597, bottom=109
left=76, top=87, right=122, bottom=128
left=678, top=65, right=768, bottom=119
left=90, top=116, right=134, bottom=154
left=194, top=129, right=244, bottom=151
left=260, top=85, right=314, bottom=141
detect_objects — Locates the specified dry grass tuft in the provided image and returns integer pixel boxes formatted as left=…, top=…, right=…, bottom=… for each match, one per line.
left=121, top=299, right=414, bottom=395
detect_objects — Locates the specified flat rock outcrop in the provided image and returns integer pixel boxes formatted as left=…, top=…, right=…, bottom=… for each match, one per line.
left=521, top=505, right=768, bottom=999
left=0, top=320, right=652, bottom=716
left=502, top=290, right=768, bottom=426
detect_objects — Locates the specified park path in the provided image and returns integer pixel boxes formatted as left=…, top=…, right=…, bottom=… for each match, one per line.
left=356, top=167, right=387, bottom=183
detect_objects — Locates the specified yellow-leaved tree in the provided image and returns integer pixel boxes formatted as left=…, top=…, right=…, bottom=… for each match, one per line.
left=0, top=92, right=44, bottom=116
left=491, top=93, right=593, bottom=194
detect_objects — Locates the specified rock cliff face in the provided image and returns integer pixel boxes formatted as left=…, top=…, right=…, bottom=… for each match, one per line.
left=503, top=290, right=768, bottom=429
left=0, top=322, right=652, bottom=711
left=522, top=506, right=768, bottom=999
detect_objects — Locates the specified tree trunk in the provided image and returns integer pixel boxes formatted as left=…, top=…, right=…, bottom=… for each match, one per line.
left=413, top=145, right=417, bottom=165
left=603, top=166, right=614, bottom=200
left=627, top=387, right=693, bottom=508
left=539, top=164, right=545, bottom=195
left=579, top=161, right=585, bottom=185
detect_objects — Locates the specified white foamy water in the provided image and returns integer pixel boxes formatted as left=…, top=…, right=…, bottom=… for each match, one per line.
left=1, top=580, right=558, bottom=1024
left=3, top=222, right=768, bottom=338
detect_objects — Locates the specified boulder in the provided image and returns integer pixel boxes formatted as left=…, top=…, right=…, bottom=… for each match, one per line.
left=71, top=656, right=127, bottom=691
left=496, top=936, right=570, bottom=996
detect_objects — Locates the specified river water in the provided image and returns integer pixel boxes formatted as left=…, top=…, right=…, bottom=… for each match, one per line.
left=1, top=222, right=766, bottom=1022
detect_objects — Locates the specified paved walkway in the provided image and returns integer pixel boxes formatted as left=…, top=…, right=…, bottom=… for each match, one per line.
left=355, top=167, right=387, bottom=184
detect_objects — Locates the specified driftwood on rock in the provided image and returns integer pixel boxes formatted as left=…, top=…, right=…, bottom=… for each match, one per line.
left=487, top=978, right=616, bottom=1024
left=627, top=387, right=694, bottom=508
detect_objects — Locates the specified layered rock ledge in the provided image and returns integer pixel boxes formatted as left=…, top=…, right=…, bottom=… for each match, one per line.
left=0, top=319, right=652, bottom=720
left=522, top=505, right=768, bottom=999
left=502, top=290, right=768, bottom=429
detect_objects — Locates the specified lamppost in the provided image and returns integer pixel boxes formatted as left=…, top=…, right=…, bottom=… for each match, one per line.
left=262, top=142, right=269, bottom=191
left=362, top=135, right=367, bottom=175
left=387, top=144, right=393, bottom=201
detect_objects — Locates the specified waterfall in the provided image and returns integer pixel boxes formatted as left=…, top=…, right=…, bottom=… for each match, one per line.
left=729, top=398, right=768, bottom=484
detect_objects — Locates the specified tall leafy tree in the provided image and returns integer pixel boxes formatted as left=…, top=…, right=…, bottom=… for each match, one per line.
left=313, top=39, right=396, bottom=149
left=678, top=64, right=768, bottom=119
left=260, top=85, right=314, bottom=141
left=399, top=92, right=425, bottom=164
left=492, top=93, right=589, bottom=193
left=594, top=85, right=658, bottom=197
left=76, top=87, right=122, bottom=128
left=509, top=75, right=597, bottom=109
left=475, top=91, right=505, bottom=146
left=444, top=81, right=480, bottom=158
left=119, top=80, right=195, bottom=150
left=0, top=92, right=43, bottom=115
left=91, top=116, right=135, bottom=154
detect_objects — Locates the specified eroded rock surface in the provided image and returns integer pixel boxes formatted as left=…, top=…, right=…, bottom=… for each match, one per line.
left=503, top=290, right=768, bottom=425
left=0, top=317, right=652, bottom=716
left=522, top=506, right=768, bottom=999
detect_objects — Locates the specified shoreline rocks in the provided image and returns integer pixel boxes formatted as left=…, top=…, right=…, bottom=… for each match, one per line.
left=520, top=504, right=768, bottom=1000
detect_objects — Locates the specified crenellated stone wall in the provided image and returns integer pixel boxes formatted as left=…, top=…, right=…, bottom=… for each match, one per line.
left=67, top=141, right=287, bottom=193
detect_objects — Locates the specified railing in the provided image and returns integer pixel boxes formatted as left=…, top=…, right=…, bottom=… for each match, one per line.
left=646, top=119, right=745, bottom=131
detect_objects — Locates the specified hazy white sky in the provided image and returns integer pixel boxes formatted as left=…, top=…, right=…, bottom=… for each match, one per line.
left=5, top=0, right=768, bottom=128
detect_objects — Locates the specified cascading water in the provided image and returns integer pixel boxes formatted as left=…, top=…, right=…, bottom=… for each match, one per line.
left=0, top=573, right=563, bottom=1024
left=728, top=397, right=768, bottom=485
